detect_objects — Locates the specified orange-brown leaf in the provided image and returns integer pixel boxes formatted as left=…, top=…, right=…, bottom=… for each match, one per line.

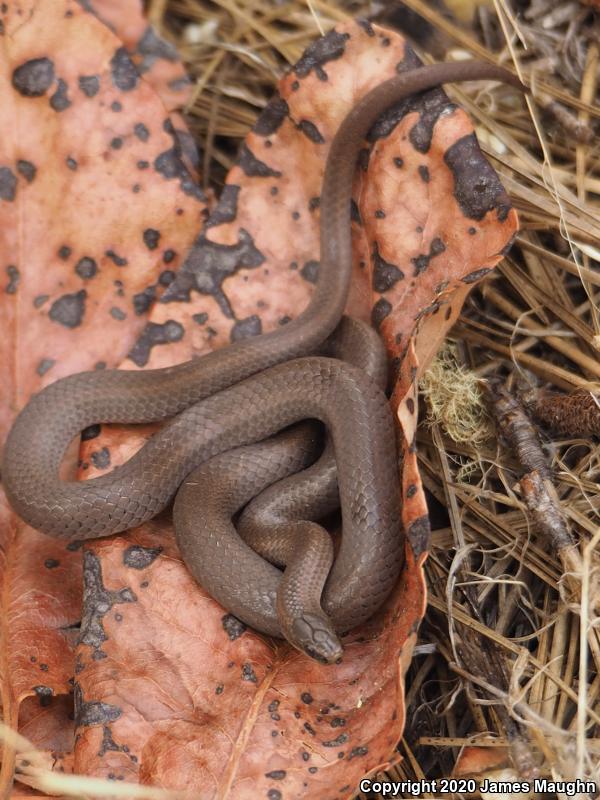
left=0, top=0, right=203, bottom=789
left=74, top=523, right=424, bottom=796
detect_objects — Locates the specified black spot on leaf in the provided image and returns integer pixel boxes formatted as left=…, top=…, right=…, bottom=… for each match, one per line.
left=127, top=320, right=184, bottom=366
left=17, top=159, right=36, bottom=182
left=300, top=260, right=319, bottom=284
left=462, top=267, right=493, bottom=284
left=12, top=57, right=55, bottom=96
left=50, top=78, right=71, bottom=111
left=242, top=664, right=258, bottom=683
left=0, top=167, right=17, bottom=201
left=222, top=614, right=247, bottom=640
left=105, top=250, right=128, bottom=267
left=253, top=95, right=289, bottom=135
left=134, top=122, right=149, bottom=141
left=238, top=145, right=282, bottom=178
left=90, top=448, right=111, bottom=469
left=123, top=545, right=162, bottom=569
left=154, top=145, right=205, bottom=201
left=49, top=290, right=86, bottom=328
left=295, top=29, right=350, bottom=81
left=78, top=74, right=100, bottom=97
left=205, top=184, right=240, bottom=229
left=372, top=242, right=404, bottom=292
left=368, top=47, right=452, bottom=153
left=154, top=147, right=183, bottom=178
left=81, top=424, right=101, bottom=441
left=444, top=133, right=512, bottom=221
left=36, top=358, right=55, bottom=376
left=407, top=515, right=430, bottom=556
left=322, top=732, right=349, bottom=747
left=137, top=25, right=179, bottom=63
left=159, top=270, right=175, bottom=286
left=371, top=297, right=392, bottom=330
left=143, top=228, right=160, bottom=250
left=411, top=237, right=445, bottom=276
left=265, top=771, right=286, bottom=780
left=164, top=228, right=265, bottom=317
left=74, top=683, right=122, bottom=727
left=111, top=48, right=138, bottom=91
left=75, top=257, right=97, bottom=279
left=5, top=264, right=19, bottom=293
left=297, top=119, right=324, bottom=144
left=356, top=17, right=375, bottom=36
left=79, top=551, right=137, bottom=661
left=132, top=286, right=156, bottom=315
left=230, top=315, right=262, bottom=342
left=33, top=685, right=54, bottom=707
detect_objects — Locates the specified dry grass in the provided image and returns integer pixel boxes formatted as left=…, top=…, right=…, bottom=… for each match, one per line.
left=10, top=0, right=600, bottom=796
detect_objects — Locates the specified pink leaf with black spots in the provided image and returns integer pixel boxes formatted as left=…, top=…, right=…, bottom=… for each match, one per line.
left=0, top=0, right=204, bottom=792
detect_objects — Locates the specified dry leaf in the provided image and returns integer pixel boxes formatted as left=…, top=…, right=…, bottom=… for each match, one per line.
left=0, top=0, right=204, bottom=792
left=86, top=0, right=194, bottom=116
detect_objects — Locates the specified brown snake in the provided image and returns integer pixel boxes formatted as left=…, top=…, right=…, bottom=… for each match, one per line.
left=174, top=316, right=389, bottom=663
left=2, top=61, right=524, bottom=663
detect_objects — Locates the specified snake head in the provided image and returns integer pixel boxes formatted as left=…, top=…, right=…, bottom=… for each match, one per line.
left=288, top=613, right=343, bottom=665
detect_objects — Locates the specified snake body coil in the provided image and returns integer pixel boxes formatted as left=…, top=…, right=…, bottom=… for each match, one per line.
left=2, top=61, right=523, bottom=660
left=174, top=317, right=389, bottom=662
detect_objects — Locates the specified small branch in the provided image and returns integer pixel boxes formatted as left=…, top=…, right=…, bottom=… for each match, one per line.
left=487, top=384, right=551, bottom=478
left=487, top=384, right=594, bottom=608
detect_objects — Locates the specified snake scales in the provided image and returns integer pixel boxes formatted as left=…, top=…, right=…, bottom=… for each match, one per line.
left=2, top=61, right=524, bottom=662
